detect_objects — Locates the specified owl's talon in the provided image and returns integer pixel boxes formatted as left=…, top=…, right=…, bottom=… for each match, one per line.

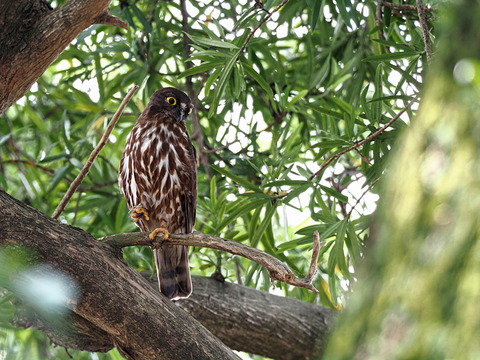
left=149, top=227, right=169, bottom=240
left=130, top=206, right=150, bottom=222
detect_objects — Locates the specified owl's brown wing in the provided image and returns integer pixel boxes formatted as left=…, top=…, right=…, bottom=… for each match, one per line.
left=183, top=141, right=197, bottom=234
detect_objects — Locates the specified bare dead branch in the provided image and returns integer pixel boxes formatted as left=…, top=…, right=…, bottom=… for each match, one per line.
left=52, top=85, right=138, bottom=219
left=99, top=231, right=320, bottom=293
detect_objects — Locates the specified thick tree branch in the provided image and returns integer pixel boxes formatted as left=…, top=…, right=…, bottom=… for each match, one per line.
left=0, top=190, right=333, bottom=359
left=0, top=190, right=239, bottom=360
left=0, top=0, right=127, bottom=114
left=99, top=231, right=320, bottom=293
left=172, top=276, right=334, bottom=360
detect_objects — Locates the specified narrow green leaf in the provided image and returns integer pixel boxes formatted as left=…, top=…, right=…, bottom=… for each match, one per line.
left=286, top=90, right=308, bottom=109
left=204, top=67, right=222, bottom=97
left=178, top=60, right=225, bottom=78
left=185, top=33, right=239, bottom=49
left=211, top=164, right=260, bottom=191
left=209, top=51, right=241, bottom=116
left=242, top=62, right=274, bottom=100
left=362, top=51, right=419, bottom=62
left=306, top=104, right=344, bottom=120
left=209, top=175, right=217, bottom=208
left=130, top=4, right=153, bottom=33
left=216, top=199, right=264, bottom=232
left=50, top=165, right=72, bottom=191
left=250, top=203, right=278, bottom=248
left=345, top=221, right=361, bottom=266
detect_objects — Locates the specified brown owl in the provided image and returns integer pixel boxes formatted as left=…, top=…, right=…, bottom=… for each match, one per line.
left=118, top=87, right=197, bottom=299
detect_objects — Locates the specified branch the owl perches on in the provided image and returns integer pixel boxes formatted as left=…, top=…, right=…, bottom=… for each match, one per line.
left=99, top=231, right=321, bottom=293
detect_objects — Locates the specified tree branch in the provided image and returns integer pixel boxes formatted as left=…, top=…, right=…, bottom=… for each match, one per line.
left=309, top=98, right=416, bottom=181
left=241, top=0, right=290, bottom=52
left=52, top=85, right=138, bottom=219
left=0, top=190, right=239, bottom=360
left=416, top=0, right=433, bottom=64
left=0, top=190, right=333, bottom=359
left=99, top=231, right=321, bottom=293
left=0, top=0, right=127, bottom=114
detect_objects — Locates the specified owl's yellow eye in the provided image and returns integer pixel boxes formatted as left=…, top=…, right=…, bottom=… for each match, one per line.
left=187, top=108, right=192, bottom=115
left=166, top=97, right=177, bottom=105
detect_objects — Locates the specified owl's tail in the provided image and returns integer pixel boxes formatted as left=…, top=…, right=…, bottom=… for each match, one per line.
left=154, top=245, right=192, bottom=299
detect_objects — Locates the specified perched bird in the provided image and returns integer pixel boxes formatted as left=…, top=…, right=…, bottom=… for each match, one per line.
left=118, top=87, right=197, bottom=299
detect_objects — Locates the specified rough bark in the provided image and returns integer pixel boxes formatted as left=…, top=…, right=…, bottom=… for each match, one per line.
left=0, top=0, right=127, bottom=114
left=177, top=276, right=334, bottom=360
left=0, top=190, right=335, bottom=359
left=0, top=190, right=239, bottom=360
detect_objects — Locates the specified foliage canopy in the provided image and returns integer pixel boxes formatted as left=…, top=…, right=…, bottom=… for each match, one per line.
left=0, top=0, right=434, bottom=358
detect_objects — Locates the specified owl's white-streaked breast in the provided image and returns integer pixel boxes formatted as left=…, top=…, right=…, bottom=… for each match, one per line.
left=119, top=119, right=194, bottom=232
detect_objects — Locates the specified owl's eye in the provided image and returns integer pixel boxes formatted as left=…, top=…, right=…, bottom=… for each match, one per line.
left=187, top=108, right=192, bottom=115
left=166, top=97, right=177, bottom=105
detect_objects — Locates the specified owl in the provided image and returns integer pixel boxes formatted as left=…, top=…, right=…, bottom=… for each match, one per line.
left=118, top=87, right=197, bottom=299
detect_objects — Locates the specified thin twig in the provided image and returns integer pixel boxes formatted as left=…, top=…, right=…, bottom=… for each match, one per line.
left=304, top=231, right=321, bottom=283
left=381, top=1, right=434, bottom=13
left=308, top=98, right=416, bottom=181
left=99, top=231, right=320, bottom=293
left=347, top=176, right=382, bottom=218
left=0, top=159, right=55, bottom=175
left=416, top=0, right=433, bottom=64
left=78, top=179, right=118, bottom=192
left=205, top=121, right=275, bottom=153
left=52, top=85, right=139, bottom=219
left=241, top=0, right=290, bottom=52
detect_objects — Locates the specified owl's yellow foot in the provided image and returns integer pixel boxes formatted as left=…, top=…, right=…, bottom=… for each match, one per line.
left=130, top=206, right=150, bottom=222
left=149, top=227, right=170, bottom=240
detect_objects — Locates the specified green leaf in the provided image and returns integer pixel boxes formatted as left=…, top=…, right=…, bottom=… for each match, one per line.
left=216, top=199, right=265, bottom=233
left=242, top=62, right=274, bottom=101
left=310, top=0, right=324, bottom=30
left=362, top=51, right=419, bottom=62
left=185, top=33, right=239, bottom=50
left=208, top=50, right=241, bottom=117
left=211, top=164, right=260, bottom=191
left=249, top=202, right=278, bottom=248
left=178, top=60, right=225, bottom=78
left=306, top=104, right=344, bottom=120
left=130, top=3, right=153, bottom=33
left=286, top=90, right=308, bottom=109
left=50, top=165, right=72, bottom=191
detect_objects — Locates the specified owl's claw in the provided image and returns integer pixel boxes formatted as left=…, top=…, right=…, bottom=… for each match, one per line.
left=149, top=227, right=169, bottom=240
left=130, top=206, right=150, bottom=222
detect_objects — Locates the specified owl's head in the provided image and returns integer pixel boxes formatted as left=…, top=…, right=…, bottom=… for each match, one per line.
left=146, top=87, right=193, bottom=122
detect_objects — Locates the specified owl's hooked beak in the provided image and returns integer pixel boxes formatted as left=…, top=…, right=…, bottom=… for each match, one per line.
left=176, top=103, right=192, bottom=122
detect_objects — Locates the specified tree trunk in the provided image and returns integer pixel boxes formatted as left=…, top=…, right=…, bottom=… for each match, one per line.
left=0, top=190, right=334, bottom=359
left=0, top=0, right=126, bottom=114
left=0, top=190, right=239, bottom=360
left=322, top=1, right=480, bottom=359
